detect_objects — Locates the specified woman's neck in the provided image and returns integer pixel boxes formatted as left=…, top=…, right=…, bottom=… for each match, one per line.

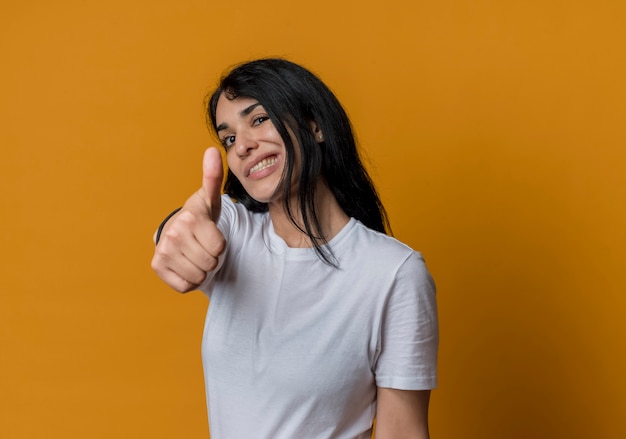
left=268, top=180, right=349, bottom=248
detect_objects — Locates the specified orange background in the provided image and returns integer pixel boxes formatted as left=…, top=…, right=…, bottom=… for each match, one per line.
left=2, top=0, right=625, bottom=438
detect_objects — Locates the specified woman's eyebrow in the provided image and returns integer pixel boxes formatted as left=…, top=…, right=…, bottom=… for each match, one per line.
left=216, top=102, right=262, bottom=132
left=240, top=102, right=261, bottom=117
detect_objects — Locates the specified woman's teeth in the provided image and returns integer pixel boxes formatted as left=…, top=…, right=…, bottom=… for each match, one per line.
left=249, top=157, right=277, bottom=175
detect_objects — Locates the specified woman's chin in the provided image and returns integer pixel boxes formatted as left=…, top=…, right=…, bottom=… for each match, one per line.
left=243, top=182, right=288, bottom=205
left=247, top=189, right=282, bottom=205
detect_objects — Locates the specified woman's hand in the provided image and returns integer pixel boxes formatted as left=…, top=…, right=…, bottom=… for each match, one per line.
left=151, top=148, right=226, bottom=293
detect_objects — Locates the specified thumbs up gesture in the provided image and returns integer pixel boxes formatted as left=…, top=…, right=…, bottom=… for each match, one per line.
left=151, top=148, right=227, bottom=293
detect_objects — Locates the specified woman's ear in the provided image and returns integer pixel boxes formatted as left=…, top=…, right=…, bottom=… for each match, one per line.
left=309, top=120, right=324, bottom=143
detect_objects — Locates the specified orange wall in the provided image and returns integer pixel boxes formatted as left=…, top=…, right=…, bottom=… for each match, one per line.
left=2, top=1, right=625, bottom=437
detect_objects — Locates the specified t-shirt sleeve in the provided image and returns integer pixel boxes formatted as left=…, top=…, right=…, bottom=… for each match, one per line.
left=374, top=251, right=439, bottom=390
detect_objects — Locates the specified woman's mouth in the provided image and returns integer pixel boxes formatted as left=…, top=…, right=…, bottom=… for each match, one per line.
left=248, top=156, right=277, bottom=176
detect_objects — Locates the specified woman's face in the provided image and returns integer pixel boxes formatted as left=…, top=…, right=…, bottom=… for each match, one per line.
left=215, top=93, right=298, bottom=205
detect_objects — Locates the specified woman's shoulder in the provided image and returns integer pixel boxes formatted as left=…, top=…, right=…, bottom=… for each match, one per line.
left=334, top=220, right=427, bottom=271
left=354, top=220, right=420, bottom=255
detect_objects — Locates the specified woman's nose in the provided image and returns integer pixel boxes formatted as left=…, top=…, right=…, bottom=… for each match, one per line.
left=235, top=130, right=258, bottom=157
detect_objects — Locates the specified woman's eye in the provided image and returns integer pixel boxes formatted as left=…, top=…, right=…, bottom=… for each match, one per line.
left=222, top=135, right=235, bottom=148
left=252, top=115, right=269, bottom=126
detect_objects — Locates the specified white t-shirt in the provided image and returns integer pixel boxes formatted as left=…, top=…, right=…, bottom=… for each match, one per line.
left=199, top=195, right=438, bottom=439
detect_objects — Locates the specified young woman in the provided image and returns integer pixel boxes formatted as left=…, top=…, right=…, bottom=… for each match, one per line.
left=151, top=58, right=438, bottom=438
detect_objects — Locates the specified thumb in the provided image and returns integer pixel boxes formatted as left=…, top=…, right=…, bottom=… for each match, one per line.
left=201, top=147, right=224, bottom=221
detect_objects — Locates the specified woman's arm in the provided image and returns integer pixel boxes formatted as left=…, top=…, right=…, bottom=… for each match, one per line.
left=374, top=388, right=431, bottom=439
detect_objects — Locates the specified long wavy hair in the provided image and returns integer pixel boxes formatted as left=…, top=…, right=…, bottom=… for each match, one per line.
left=207, top=58, right=390, bottom=266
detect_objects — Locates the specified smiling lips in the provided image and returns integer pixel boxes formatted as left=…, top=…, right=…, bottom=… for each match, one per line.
left=248, top=156, right=277, bottom=176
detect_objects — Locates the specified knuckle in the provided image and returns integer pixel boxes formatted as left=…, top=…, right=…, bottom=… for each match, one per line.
left=150, top=256, right=161, bottom=272
left=151, top=252, right=168, bottom=272
left=165, top=273, right=197, bottom=294
left=205, top=257, right=219, bottom=273
left=173, top=282, right=189, bottom=293
left=160, top=226, right=182, bottom=245
left=211, top=235, right=227, bottom=256
left=192, top=273, right=207, bottom=286
left=176, top=210, right=201, bottom=228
